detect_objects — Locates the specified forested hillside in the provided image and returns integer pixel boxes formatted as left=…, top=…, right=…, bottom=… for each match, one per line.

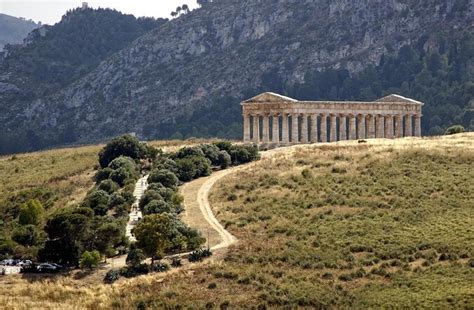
left=0, top=0, right=473, bottom=154
left=0, top=14, right=38, bottom=51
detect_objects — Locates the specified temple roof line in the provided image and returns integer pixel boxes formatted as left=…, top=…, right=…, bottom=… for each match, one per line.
left=242, top=92, right=424, bottom=106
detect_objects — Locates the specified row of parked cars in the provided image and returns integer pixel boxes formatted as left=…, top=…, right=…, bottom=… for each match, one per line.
left=0, top=259, right=63, bottom=274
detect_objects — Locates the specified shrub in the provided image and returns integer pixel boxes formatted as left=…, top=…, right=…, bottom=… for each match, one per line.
left=153, top=158, right=178, bottom=174
left=80, top=250, right=101, bottom=269
left=143, top=199, right=173, bottom=215
left=175, top=156, right=212, bottom=181
left=174, top=146, right=205, bottom=159
left=98, top=179, right=119, bottom=194
left=171, top=257, right=182, bottom=267
left=126, top=247, right=145, bottom=267
left=229, top=145, right=260, bottom=164
left=104, top=269, right=120, bottom=284
left=445, top=125, right=465, bottom=135
left=119, top=264, right=149, bottom=278
left=139, top=190, right=163, bottom=209
left=148, top=169, right=179, bottom=188
left=208, top=282, right=217, bottom=289
left=213, top=141, right=233, bottom=153
left=12, top=225, right=40, bottom=246
left=338, top=274, right=352, bottom=282
left=150, top=262, right=170, bottom=273
left=108, top=156, right=137, bottom=171
left=108, top=193, right=126, bottom=207
left=98, top=135, right=147, bottom=168
left=18, top=199, right=44, bottom=225
left=83, top=190, right=110, bottom=215
left=217, top=150, right=232, bottom=169
left=108, top=168, right=131, bottom=186
left=189, top=248, right=212, bottom=262
left=95, top=167, right=114, bottom=183
left=301, top=168, right=312, bottom=179
left=199, top=144, right=221, bottom=165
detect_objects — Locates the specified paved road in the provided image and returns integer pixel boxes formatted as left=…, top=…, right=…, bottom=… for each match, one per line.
left=125, top=175, right=148, bottom=242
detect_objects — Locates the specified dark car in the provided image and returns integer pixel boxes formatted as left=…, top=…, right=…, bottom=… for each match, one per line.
left=36, top=263, right=61, bottom=273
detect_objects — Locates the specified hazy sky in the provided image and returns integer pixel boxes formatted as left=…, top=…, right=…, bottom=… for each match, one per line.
left=0, top=0, right=199, bottom=25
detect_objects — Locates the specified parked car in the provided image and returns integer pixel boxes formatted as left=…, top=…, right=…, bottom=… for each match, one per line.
left=1, top=259, right=15, bottom=266
left=36, top=263, right=61, bottom=273
left=17, top=260, right=32, bottom=267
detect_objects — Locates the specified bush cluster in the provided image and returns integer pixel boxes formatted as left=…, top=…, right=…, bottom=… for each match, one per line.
left=188, top=248, right=212, bottom=262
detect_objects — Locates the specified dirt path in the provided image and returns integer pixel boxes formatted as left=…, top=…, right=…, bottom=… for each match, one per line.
left=180, top=169, right=239, bottom=251
left=180, top=148, right=287, bottom=252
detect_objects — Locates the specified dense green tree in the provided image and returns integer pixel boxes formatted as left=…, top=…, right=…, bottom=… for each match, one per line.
left=18, top=199, right=44, bottom=225
left=213, top=141, right=233, bottom=153
left=83, top=190, right=110, bottom=216
left=40, top=207, right=94, bottom=265
left=133, top=213, right=175, bottom=263
left=153, top=158, right=179, bottom=174
left=175, top=156, right=212, bottom=181
left=199, top=144, right=221, bottom=165
left=98, top=135, right=147, bottom=168
left=139, top=190, right=163, bottom=209
left=174, top=146, right=205, bottom=159
left=95, top=167, right=114, bottom=183
left=98, top=179, right=119, bottom=194
left=133, top=213, right=204, bottom=263
left=148, top=169, right=179, bottom=188
left=94, top=222, right=123, bottom=258
left=143, top=200, right=173, bottom=216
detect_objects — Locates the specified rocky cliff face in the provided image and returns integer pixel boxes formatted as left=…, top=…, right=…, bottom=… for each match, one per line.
left=1, top=0, right=473, bottom=153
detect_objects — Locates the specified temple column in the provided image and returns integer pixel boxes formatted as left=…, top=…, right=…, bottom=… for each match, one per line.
left=385, top=115, right=394, bottom=139
left=320, top=114, right=327, bottom=142
left=301, top=114, right=309, bottom=143
left=330, top=114, right=337, bottom=142
left=281, top=113, right=289, bottom=145
left=339, top=114, right=347, bottom=140
left=414, top=115, right=422, bottom=137
left=253, top=114, right=260, bottom=144
left=395, top=114, right=403, bottom=138
left=357, top=114, right=366, bottom=139
left=291, top=113, right=299, bottom=144
left=405, top=114, right=413, bottom=137
left=262, top=114, right=270, bottom=144
left=310, top=114, right=318, bottom=143
left=243, top=114, right=251, bottom=143
left=349, top=114, right=356, bottom=140
left=272, top=114, right=280, bottom=144
left=376, top=115, right=385, bottom=138
left=368, top=115, right=376, bottom=138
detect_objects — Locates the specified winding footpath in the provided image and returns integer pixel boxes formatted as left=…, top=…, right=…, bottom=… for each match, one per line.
left=195, top=168, right=239, bottom=251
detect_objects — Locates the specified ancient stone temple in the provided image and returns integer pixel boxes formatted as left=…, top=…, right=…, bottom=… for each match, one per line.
left=241, top=92, right=423, bottom=146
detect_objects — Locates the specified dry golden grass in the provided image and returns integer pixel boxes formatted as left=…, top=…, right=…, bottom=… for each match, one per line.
left=0, top=134, right=472, bottom=309
left=0, top=145, right=101, bottom=209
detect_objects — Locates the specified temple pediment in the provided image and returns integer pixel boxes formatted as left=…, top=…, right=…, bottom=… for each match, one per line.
left=375, top=94, right=424, bottom=105
left=243, top=92, right=297, bottom=103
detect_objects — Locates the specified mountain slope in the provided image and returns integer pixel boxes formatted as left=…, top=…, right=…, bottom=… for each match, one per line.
left=0, top=14, right=38, bottom=51
left=1, top=0, right=473, bottom=154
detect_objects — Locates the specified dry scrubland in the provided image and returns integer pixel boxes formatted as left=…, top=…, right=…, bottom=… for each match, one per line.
left=0, top=139, right=215, bottom=210
left=0, top=134, right=473, bottom=309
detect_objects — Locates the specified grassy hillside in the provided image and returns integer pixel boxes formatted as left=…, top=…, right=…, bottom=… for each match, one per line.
left=0, top=134, right=472, bottom=308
